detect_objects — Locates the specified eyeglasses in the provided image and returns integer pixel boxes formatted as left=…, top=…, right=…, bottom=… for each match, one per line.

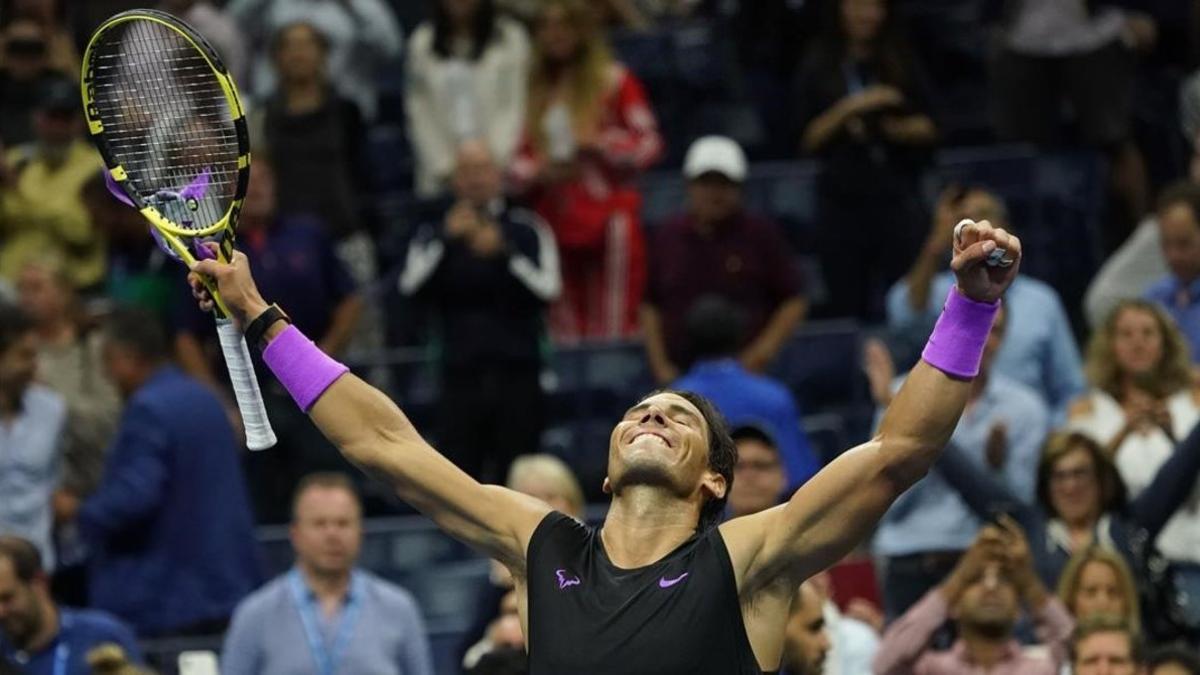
left=5, top=39, right=46, bottom=58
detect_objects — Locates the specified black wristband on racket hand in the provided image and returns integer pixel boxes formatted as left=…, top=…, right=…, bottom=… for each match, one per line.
left=245, top=304, right=291, bottom=351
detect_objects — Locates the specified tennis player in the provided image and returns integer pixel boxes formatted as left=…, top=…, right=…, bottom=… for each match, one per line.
left=190, top=220, right=1019, bottom=674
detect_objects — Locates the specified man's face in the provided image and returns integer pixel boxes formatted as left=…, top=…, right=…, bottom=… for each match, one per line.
left=687, top=174, right=742, bottom=226
left=101, top=340, right=142, bottom=399
left=16, top=264, right=68, bottom=327
left=728, top=437, right=785, bottom=517
left=782, top=584, right=830, bottom=675
left=290, top=486, right=363, bottom=577
left=452, top=143, right=502, bottom=206
left=955, top=563, right=1019, bottom=636
left=1, top=20, right=47, bottom=81
left=33, top=109, right=80, bottom=152
left=606, top=393, right=723, bottom=507
left=0, top=332, right=38, bottom=403
left=0, top=559, right=43, bottom=650
left=1159, top=202, right=1200, bottom=284
left=1073, top=631, right=1137, bottom=675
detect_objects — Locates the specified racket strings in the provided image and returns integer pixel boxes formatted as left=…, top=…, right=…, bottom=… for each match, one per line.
left=90, top=18, right=240, bottom=232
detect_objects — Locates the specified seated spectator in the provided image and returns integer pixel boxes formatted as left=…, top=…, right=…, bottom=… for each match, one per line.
left=0, top=0, right=78, bottom=77
left=225, top=0, right=403, bottom=121
left=672, top=296, right=820, bottom=491
left=80, top=308, right=260, bottom=637
left=726, top=425, right=787, bottom=519
left=1145, top=182, right=1200, bottom=360
left=1057, top=548, right=1141, bottom=634
left=865, top=309, right=1050, bottom=618
left=781, top=581, right=831, bottom=675
left=511, top=0, right=663, bottom=340
left=991, top=0, right=1154, bottom=248
left=81, top=173, right=176, bottom=324
left=794, top=0, right=936, bottom=321
left=158, top=0, right=249, bottom=86
left=0, top=536, right=142, bottom=675
left=933, top=427, right=1200, bottom=642
left=0, top=18, right=57, bottom=147
left=1085, top=219, right=1168, bottom=331
left=1146, top=644, right=1200, bottom=675
left=221, top=473, right=434, bottom=675
left=406, top=0, right=530, bottom=199
left=401, top=141, right=559, bottom=483
left=0, top=303, right=64, bottom=570
left=16, top=258, right=120, bottom=508
left=1069, top=300, right=1200, bottom=602
left=873, top=523, right=1075, bottom=675
left=1070, top=615, right=1142, bottom=675
left=642, top=136, right=807, bottom=383
left=250, top=21, right=370, bottom=240
left=0, top=74, right=105, bottom=290
left=886, top=186, right=1085, bottom=421
left=175, top=158, right=363, bottom=523
left=461, top=454, right=584, bottom=670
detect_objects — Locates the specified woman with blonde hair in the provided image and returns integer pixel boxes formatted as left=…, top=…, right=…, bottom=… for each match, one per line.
left=1057, top=547, right=1141, bottom=635
left=511, top=0, right=663, bottom=340
left=507, top=453, right=586, bottom=518
left=1069, top=299, right=1200, bottom=584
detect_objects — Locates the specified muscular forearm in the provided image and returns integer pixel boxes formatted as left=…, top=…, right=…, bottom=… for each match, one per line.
left=876, top=360, right=971, bottom=488
left=739, top=297, right=807, bottom=372
left=318, top=295, right=364, bottom=357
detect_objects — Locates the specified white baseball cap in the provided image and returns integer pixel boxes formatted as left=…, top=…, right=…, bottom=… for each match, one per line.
left=682, top=136, right=748, bottom=183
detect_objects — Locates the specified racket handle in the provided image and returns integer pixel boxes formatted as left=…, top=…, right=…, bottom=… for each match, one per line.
left=216, top=319, right=277, bottom=451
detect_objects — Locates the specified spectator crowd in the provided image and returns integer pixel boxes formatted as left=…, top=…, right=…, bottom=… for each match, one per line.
left=3, top=0, right=1200, bottom=673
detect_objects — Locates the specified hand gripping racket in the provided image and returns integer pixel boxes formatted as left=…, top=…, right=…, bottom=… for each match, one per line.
left=81, top=9, right=276, bottom=450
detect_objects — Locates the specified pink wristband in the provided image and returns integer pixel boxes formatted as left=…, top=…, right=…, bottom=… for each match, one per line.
left=262, top=325, right=349, bottom=412
left=921, top=287, right=1000, bottom=379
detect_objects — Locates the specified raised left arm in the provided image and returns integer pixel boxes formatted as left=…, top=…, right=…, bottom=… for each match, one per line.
left=722, top=220, right=1021, bottom=591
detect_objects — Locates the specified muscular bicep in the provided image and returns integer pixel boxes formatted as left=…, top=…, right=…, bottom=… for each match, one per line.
left=724, top=440, right=908, bottom=593
left=308, top=374, right=551, bottom=572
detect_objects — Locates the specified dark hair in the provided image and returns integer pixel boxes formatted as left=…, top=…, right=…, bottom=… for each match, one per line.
left=730, top=424, right=779, bottom=452
left=1146, top=644, right=1200, bottom=674
left=1036, top=432, right=1127, bottom=518
left=292, top=471, right=362, bottom=521
left=809, top=0, right=915, bottom=91
left=102, top=306, right=169, bottom=362
left=1069, top=615, right=1142, bottom=665
left=0, top=536, right=44, bottom=583
left=1157, top=180, right=1200, bottom=224
left=433, top=0, right=498, bottom=61
left=269, top=21, right=331, bottom=59
left=637, top=389, right=737, bottom=531
left=685, top=295, right=746, bottom=362
left=0, top=302, right=34, bottom=354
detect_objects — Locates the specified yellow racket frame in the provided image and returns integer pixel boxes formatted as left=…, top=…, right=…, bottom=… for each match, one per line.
left=80, top=9, right=251, bottom=317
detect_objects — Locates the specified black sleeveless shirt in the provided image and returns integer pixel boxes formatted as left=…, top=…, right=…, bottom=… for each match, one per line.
left=526, top=512, right=772, bottom=674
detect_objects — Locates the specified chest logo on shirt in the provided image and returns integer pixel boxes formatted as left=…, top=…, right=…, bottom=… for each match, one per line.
left=555, top=569, right=581, bottom=589
left=658, top=572, right=689, bottom=588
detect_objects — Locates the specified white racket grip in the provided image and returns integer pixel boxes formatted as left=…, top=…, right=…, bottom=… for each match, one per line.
left=216, top=319, right=277, bottom=450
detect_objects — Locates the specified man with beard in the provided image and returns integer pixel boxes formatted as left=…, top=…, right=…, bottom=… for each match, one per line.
left=0, top=536, right=141, bottom=675
left=873, top=520, right=1074, bottom=674
left=781, top=581, right=831, bottom=675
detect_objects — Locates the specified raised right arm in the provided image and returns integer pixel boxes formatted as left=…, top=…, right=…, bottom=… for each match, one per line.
left=190, top=252, right=551, bottom=572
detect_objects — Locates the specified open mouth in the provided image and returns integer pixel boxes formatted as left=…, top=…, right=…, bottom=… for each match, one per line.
left=631, top=431, right=672, bottom=448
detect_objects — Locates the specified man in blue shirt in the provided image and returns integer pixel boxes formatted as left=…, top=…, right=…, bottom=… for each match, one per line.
left=673, top=296, right=819, bottom=490
left=0, top=304, right=63, bottom=571
left=886, top=187, right=1084, bottom=422
left=79, top=307, right=261, bottom=637
left=221, top=473, right=433, bottom=675
left=0, top=536, right=141, bottom=675
left=865, top=307, right=1049, bottom=618
left=1144, top=181, right=1200, bottom=361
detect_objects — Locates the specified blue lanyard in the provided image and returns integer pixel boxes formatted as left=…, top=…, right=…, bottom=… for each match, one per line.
left=288, top=569, right=363, bottom=675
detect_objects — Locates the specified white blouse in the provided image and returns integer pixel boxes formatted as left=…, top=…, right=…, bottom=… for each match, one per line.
left=404, top=18, right=531, bottom=198
left=1068, top=389, right=1200, bottom=564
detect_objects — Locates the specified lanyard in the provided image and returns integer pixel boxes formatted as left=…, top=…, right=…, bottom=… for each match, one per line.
left=288, top=569, right=363, bottom=675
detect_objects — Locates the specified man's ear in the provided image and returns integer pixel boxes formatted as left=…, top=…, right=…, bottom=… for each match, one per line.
left=702, top=470, right=727, bottom=502
left=602, top=477, right=612, bottom=495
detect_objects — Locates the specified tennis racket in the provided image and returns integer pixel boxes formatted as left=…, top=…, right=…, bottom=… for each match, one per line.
left=81, top=9, right=276, bottom=450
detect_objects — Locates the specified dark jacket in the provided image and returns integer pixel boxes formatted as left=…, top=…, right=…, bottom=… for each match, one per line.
left=79, top=366, right=262, bottom=636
